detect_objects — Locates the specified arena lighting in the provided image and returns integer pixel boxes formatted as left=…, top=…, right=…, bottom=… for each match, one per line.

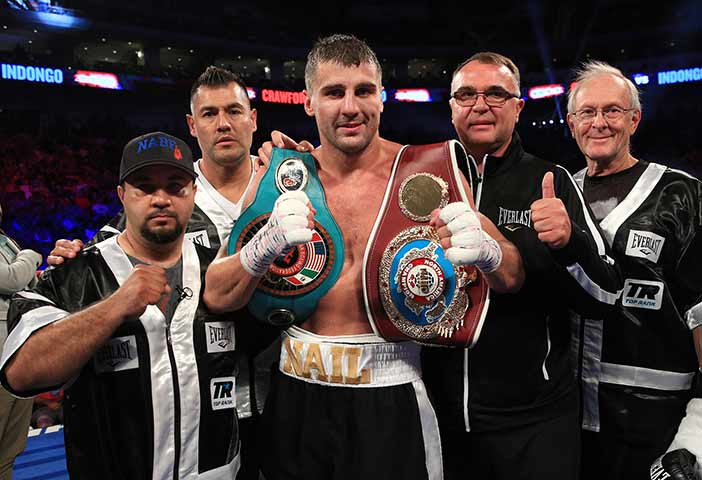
left=261, top=89, right=307, bottom=104
left=246, top=87, right=256, bottom=100
left=1, top=63, right=63, bottom=84
left=528, top=84, right=564, bottom=100
left=657, top=67, right=702, bottom=85
left=34, top=11, right=86, bottom=29
left=632, top=73, right=649, bottom=85
left=394, top=88, right=431, bottom=102
left=73, top=70, right=122, bottom=90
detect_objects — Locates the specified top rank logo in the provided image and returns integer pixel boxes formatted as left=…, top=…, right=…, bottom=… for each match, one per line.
left=210, top=376, right=236, bottom=410
left=626, top=230, right=665, bottom=263
left=622, top=278, right=664, bottom=310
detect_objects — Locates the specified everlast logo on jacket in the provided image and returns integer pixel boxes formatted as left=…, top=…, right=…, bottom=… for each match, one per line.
left=497, top=207, right=532, bottom=229
left=94, top=335, right=139, bottom=373
left=205, top=322, right=235, bottom=353
left=185, top=230, right=211, bottom=248
left=625, top=230, right=665, bottom=263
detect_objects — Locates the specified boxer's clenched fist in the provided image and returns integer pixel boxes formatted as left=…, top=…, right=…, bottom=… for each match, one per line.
left=240, top=190, right=315, bottom=277
left=111, top=264, right=170, bottom=319
left=430, top=202, right=502, bottom=273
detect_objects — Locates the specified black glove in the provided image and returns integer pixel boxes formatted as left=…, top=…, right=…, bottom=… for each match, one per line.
left=650, top=449, right=697, bottom=480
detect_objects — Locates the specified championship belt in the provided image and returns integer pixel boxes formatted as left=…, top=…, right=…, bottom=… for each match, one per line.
left=363, top=140, right=489, bottom=347
left=228, top=148, right=344, bottom=326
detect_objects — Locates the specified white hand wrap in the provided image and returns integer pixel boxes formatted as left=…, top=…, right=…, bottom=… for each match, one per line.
left=439, top=202, right=502, bottom=273
left=667, top=397, right=702, bottom=477
left=240, top=191, right=313, bottom=277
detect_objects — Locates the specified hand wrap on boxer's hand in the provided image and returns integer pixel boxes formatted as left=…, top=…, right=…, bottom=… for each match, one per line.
left=240, top=191, right=313, bottom=277
left=439, top=202, right=502, bottom=273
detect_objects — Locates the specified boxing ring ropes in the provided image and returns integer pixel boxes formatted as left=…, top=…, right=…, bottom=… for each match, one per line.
left=13, top=426, right=68, bottom=479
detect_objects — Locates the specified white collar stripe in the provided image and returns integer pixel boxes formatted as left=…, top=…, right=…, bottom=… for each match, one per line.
left=599, top=163, right=666, bottom=246
left=96, top=236, right=177, bottom=479
left=557, top=165, right=608, bottom=257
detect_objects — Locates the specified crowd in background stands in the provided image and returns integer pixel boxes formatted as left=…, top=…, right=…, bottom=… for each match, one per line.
left=0, top=134, right=123, bottom=269
left=2, top=114, right=702, bottom=274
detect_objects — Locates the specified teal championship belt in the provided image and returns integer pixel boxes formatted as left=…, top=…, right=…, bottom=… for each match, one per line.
left=228, top=148, right=344, bottom=325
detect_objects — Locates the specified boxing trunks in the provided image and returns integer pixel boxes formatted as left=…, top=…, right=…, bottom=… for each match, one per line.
left=258, top=326, right=443, bottom=480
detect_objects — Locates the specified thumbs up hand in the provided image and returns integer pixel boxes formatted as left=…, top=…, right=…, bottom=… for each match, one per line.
left=531, top=171, right=572, bottom=249
left=541, top=171, right=556, bottom=199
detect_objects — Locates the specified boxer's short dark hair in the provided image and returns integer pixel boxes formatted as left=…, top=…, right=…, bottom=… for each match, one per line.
left=190, top=66, right=250, bottom=108
left=305, top=34, right=382, bottom=91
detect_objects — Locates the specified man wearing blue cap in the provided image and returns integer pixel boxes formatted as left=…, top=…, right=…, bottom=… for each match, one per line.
left=0, top=132, right=241, bottom=479
left=45, top=67, right=288, bottom=479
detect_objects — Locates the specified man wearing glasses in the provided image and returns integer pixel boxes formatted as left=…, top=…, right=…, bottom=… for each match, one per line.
left=422, top=52, right=621, bottom=479
left=567, top=61, right=702, bottom=480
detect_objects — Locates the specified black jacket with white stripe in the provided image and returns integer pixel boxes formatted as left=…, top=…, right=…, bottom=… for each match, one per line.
left=89, top=158, right=277, bottom=420
left=574, top=162, right=702, bottom=436
left=0, top=237, right=240, bottom=479
left=423, top=133, right=621, bottom=432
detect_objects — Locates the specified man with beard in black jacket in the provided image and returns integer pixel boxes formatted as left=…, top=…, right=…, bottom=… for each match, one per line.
left=45, top=67, right=305, bottom=479
left=1, top=132, right=241, bottom=479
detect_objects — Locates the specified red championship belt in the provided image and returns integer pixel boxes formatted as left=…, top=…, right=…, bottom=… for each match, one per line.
left=363, top=140, right=489, bottom=347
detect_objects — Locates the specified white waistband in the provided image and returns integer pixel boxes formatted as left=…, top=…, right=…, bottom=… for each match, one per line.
left=280, top=327, right=421, bottom=387
left=600, top=362, right=695, bottom=391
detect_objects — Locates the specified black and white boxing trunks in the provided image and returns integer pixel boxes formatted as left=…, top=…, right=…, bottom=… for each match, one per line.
left=258, top=326, right=444, bottom=480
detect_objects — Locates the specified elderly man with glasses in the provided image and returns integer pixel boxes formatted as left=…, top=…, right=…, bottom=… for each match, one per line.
left=567, top=61, right=702, bottom=480
left=422, top=52, right=621, bottom=480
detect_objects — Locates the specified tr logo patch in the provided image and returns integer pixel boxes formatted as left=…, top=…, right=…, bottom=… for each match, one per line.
left=210, top=377, right=236, bottom=410
left=622, top=278, right=664, bottom=310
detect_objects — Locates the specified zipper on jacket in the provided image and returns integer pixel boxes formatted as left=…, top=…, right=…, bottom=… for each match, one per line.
left=165, top=318, right=182, bottom=480
left=472, top=154, right=488, bottom=210
left=463, top=153, right=488, bottom=432
left=542, top=319, right=552, bottom=381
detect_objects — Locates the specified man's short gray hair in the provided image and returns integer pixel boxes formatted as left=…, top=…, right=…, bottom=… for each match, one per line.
left=567, top=60, right=641, bottom=113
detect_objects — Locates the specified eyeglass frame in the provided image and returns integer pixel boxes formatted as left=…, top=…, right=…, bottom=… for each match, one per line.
left=450, top=87, right=520, bottom=107
left=570, top=106, right=637, bottom=123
